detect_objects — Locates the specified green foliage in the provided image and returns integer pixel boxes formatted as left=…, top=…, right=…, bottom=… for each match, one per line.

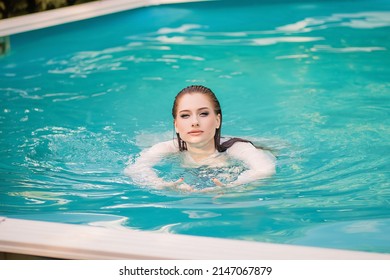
left=0, top=0, right=97, bottom=19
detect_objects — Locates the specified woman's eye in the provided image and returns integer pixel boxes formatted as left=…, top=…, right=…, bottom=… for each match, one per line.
left=200, top=112, right=209, bottom=117
left=180, top=114, right=190, bottom=119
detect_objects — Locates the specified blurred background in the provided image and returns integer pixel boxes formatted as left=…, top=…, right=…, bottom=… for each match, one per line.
left=0, top=0, right=97, bottom=19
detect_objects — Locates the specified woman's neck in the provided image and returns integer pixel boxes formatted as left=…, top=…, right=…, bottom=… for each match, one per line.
left=186, top=143, right=216, bottom=163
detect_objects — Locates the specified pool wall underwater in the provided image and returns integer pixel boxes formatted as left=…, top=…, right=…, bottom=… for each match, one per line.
left=0, top=0, right=389, bottom=260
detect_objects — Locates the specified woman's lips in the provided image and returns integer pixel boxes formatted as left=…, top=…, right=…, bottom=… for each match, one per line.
left=188, top=130, right=203, bottom=136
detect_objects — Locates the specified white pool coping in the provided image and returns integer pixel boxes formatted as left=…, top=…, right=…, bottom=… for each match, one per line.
left=1, top=216, right=389, bottom=259
left=0, top=0, right=209, bottom=37
left=0, top=0, right=389, bottom=260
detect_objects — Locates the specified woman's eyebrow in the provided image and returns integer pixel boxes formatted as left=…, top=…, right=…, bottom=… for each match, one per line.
left=178, top=107, right=210, bottom=113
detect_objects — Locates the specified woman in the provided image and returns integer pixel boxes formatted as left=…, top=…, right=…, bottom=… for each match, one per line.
left=124, top=85, right=276, bottom=191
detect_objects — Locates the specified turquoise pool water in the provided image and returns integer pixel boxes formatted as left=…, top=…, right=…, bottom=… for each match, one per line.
left=1, top=0, right=389, bottom=254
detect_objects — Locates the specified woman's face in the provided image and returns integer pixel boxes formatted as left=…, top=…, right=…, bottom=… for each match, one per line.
left=174, top=93, right=221, bottom=150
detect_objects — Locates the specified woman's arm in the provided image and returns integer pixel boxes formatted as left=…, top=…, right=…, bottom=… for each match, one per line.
left=124, top=140, right=180, bottom=189
left=226, top=141, right=276, bottom=187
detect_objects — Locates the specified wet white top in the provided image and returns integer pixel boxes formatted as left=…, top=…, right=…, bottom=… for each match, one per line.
left=124, top=139, right=276, bottom=189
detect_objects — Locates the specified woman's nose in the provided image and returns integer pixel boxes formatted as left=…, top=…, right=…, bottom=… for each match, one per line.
left=191, top=116, right=199, bottom=127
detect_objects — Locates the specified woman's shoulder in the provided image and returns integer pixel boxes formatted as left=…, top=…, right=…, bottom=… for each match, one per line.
left=225, top=140, right=256, bottom=153
left=225, top=140, right=276, bottom=161
left=148, top=140, right=179, bottom=153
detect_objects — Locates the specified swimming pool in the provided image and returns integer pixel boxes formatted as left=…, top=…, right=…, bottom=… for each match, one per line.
left=1, top=0, right=389, bottom=255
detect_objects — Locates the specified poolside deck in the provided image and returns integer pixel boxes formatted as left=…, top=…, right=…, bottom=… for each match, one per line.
left=1, top=217, right=389, bottom=259
left=0, top=0, right=207, bottom=37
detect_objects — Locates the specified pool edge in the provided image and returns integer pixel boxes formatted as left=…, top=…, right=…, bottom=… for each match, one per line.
left=0, top=0, right=210, bottom=37
left=1, top=217, right=389, bottom=260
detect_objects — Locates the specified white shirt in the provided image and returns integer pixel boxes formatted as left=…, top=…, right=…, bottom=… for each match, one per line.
left=124, top=139, right=276, bottom=189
